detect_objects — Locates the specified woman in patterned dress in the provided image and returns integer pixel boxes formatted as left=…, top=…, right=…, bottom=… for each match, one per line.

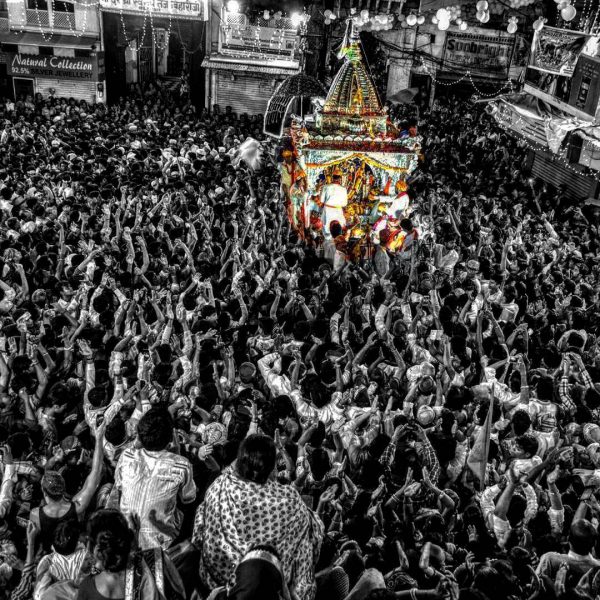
left=192, top=435, right=324, bottom=600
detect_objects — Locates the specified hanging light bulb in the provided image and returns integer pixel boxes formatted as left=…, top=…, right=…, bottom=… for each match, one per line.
left=324, top=9, right=332, bottom=18
left=507, top=20, right=518, bottom=33
left=330, top=12, right=337, bottom=20
left=226, top=0, right=240, bottom=14
left=406, top=13, right=418, bottom=25
left=459, top=20, right=468, bottom=29
left=290, top=12, right=302, bottom=27
left=456, top=17, right=463, bottom=24
left=417, top=14, right=425, bottom=24
left=561, top=4, right=576, bottom=19
left=263, top=9, right=270, bottom=20
left=476, top=0, right=488, bottom=11
left=360, top=9, right=369, bottom=20
left=432, top=15, right=439, bottom=23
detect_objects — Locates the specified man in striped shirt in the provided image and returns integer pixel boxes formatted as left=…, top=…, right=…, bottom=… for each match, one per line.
left=109, top=407, right=196, bottom=551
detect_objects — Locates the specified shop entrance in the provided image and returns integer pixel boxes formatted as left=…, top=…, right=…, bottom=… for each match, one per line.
left=13, top=77, right=34, bottom=101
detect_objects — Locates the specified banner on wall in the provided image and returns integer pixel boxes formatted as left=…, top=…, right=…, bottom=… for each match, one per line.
left=529, top=26, right=590, bottom=77
left=442, top=32, right=515, bottom=77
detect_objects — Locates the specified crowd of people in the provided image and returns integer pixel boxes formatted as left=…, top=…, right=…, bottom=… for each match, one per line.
left=0, top=79, right=599, bottom=600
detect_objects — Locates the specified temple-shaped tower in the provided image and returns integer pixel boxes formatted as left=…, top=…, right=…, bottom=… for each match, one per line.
left=317, top=19, right=389, bottom=136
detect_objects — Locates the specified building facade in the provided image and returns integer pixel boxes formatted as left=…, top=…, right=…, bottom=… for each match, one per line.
left=99, top=0, right=207, bottom=104
left=0, top=0, right=104, bottom=102
left=377, top=23, right=527, bottom=105
left=202, top=1, right=302, bottom=115
left=488, top=32, right=600, bottom=201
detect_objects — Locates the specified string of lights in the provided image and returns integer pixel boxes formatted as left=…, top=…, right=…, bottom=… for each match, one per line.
left=55, top=0, right=90, bottom=38
left=33, top=0, right=56, bottom=41
left=119, top=5, right=147, bottom=49
left=149, top=7, right=172, bottom=51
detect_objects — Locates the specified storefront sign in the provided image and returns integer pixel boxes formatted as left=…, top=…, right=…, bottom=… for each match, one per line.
left=568, top=55, right=600, bottom=115
left=443, top=32, right=515, bottom=77
left=530, top=26, right=590, bottom=77
left=6, top=53, right=102, bottom=80
left=99, top=0, right=207, bottom=20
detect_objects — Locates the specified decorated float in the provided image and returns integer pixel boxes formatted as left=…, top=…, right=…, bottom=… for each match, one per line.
left=277, top=17, right=422, bottom=261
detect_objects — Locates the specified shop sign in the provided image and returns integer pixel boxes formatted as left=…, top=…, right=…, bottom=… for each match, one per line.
left=99, top=0, right=207, bottom=20
left=443, top=32, right=515, bottom=77
left=6, top=53, right=101, bottom=80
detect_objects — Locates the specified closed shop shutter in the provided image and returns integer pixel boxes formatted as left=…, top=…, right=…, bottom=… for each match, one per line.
left=531, top=151, right=593, bottom=200
left=215, top=72, right=274, bottom=116
left=35, top=78, right=96, bottom=103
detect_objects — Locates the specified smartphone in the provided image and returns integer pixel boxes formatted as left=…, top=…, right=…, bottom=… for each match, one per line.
left=401, top=302, right=412, bottom=324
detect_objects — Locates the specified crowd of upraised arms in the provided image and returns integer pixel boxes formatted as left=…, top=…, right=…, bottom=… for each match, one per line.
left=0, top=82, right=600, bottom=600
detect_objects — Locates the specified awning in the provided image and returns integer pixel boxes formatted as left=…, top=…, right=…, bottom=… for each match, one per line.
left=202, top=55, right=300, bottom=77
left=3, top=31, right=99, bottom=49
left=487, top=92, right=597, bottom=153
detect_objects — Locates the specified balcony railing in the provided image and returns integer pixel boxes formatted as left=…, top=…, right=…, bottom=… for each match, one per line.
left=53, top=10, right=75, bottom=29
left=25, top=7, right=49, bottom=26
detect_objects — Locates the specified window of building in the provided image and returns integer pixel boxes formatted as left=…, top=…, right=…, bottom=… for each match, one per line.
left=39, top=46, right=53, bottom=55
left=74, top=49, right=91, bottom=58
left=27, top=0, right=48, bottom=10
left=54, top=0, right=74, bottom=12
left=1, top=44, right=18, bottom=53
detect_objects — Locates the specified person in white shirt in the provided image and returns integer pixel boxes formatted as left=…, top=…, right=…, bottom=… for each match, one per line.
left=320, top=173, right=348, bottom=239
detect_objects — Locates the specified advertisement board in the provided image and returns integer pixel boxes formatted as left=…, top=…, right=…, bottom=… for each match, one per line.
left=443, top=32, right=515, bottom=77
left=6, top=53, right=102, bottom=80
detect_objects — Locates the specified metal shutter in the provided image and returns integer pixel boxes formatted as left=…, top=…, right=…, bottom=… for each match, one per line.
left=215, top=72, right=273, bottom=116
left=531, top=151, right=593, bottom=201
left=35, top=77, right=96, bottom=103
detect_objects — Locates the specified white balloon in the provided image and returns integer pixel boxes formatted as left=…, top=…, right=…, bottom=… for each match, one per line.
left=324, top=9, right=332, bottom=17
left=438, top=18, right=450, bottom=29
left=481, top=11, right=490, bottom=22
left=432, top=15, right=439, bottom=23
left=476, top=0, right=488, bottom=11
left=476, top=9, right=485, bottom=20
left=561, top=4, right=576, bottom=19
left=533, top=17, right=545, bottom=30
left=324, top=17, right=331, bottom=25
